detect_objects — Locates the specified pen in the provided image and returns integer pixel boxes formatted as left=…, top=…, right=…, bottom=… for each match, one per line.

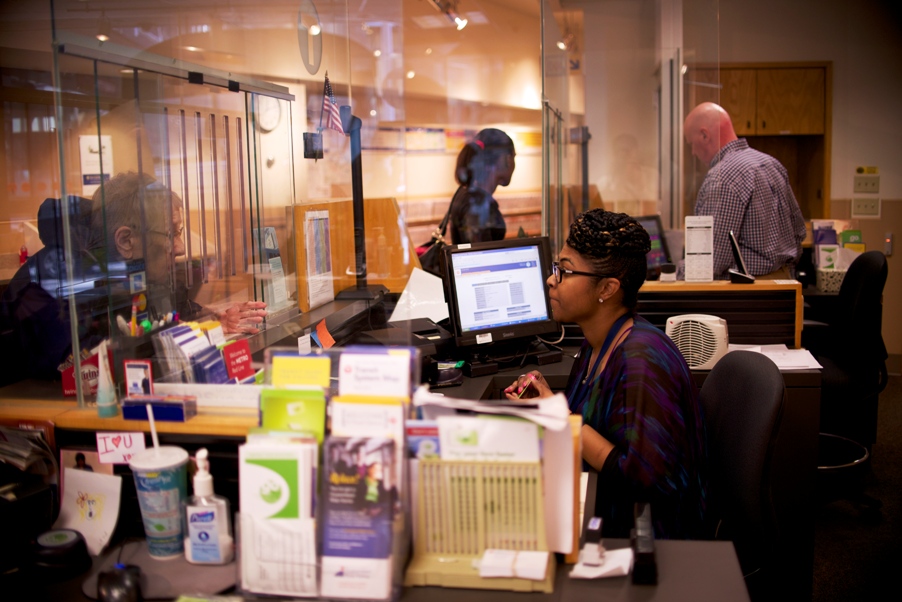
left=516, top=374, right=535, bottom=398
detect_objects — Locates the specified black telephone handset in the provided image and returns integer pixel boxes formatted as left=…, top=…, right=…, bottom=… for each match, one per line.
left=728, top=230, right=756, bottom=284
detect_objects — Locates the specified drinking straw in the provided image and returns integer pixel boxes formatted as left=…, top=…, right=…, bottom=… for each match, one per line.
left=146, top=403, right=160, bottom=453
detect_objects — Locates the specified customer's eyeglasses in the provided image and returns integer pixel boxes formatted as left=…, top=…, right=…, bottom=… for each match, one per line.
left=551, top=261, right=610, bottom=284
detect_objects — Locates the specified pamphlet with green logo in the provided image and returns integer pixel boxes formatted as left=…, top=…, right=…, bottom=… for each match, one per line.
left=260, top=387, right=327, bottom=443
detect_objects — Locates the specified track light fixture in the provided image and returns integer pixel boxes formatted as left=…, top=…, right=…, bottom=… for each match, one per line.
left=96, top=13, right=111, bottom=42
left=427, top=0, right=468, bottom=31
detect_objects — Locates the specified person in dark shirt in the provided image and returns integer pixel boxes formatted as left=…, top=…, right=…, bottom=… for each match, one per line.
left=504, top=210, right=708, bottom=539
left=83, top=171, right=267, bottom=334
left=448, top=128, right=516, bottom=244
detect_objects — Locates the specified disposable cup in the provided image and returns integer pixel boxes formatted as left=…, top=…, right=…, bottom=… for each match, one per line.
left=128, top=446, right=189, bottom=559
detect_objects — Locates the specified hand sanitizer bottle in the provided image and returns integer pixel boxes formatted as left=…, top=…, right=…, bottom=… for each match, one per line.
left=183, top=448, right=233, bottom=564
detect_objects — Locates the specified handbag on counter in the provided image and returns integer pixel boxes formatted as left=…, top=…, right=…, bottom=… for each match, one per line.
left=416, top=207, right=451, bottom=278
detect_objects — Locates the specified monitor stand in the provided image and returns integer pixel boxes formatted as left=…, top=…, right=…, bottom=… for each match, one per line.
left=463, top=338, right=563, bottom=377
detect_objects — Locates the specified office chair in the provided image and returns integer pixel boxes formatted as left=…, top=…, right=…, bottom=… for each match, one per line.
left=802, top=250, right=888, bottom=516
left=802, top=250, right=889, bottom=451
left=699, top=350, right=786, bottom=599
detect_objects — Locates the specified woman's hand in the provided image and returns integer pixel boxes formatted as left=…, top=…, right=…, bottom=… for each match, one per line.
left=218, top=301, right=267, bottom=334
left=503, top=370, right=552, bottom=400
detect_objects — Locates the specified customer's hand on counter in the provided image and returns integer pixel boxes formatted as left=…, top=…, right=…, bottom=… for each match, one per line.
left=217, top=301, right=267, bottom=334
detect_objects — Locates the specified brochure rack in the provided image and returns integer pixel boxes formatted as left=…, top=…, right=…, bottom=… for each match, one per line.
left=404, top=459, right=555, bottom=593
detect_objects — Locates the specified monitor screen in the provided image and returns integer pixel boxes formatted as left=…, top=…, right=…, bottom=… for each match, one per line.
left=635, top=215, right=671, bottom=277
left=441, top=236, right=559, bottom=350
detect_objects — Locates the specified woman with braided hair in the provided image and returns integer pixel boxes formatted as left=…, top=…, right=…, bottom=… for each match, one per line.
left=504, top=209, right=708, bottom=539
left=448, top=128, right=515, bottom=244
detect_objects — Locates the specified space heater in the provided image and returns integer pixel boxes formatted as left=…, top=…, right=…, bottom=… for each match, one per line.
left=665, top=314, right=729, bottom=370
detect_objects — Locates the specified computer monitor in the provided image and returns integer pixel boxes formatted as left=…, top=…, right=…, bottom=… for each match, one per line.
left=635, top=215, right=672, bottom=279
left=440, top=236, right=559, bottom=354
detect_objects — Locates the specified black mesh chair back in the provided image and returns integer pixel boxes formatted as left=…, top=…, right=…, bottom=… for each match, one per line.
left=699, top=350, right=786, bottom=591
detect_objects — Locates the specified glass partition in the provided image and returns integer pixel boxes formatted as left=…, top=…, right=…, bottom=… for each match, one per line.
left=0, top=1, right=566, bottom=405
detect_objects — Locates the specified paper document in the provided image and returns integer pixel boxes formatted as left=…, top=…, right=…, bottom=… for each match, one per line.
left=54, top=468, right=122, bottom=555
left=413, top=388, right=570, bottom=431
left=389, top=267, right=449, bottom=323
left=727, top=344, right=823, bottom=370
left=684, top=215, right=714, bottom=282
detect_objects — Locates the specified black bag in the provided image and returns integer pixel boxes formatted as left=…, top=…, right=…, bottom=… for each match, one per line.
left=417, top=208, right=451, bottom=277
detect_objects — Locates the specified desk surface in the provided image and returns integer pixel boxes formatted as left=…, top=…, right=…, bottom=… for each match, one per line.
left=24, top=539, right=749, bottom=602
left=0, top=347, right=819, bottom=438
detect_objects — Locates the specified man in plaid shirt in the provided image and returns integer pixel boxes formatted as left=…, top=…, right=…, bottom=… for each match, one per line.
left=684, top=102, right=807, bottom=279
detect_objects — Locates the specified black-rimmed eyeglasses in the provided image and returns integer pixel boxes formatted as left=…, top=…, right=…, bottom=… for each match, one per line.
left=551, top=261, right=610, bottom=284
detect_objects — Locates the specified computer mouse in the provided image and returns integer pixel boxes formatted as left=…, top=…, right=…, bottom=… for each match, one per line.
left=97, top=563, right=143, bottom=602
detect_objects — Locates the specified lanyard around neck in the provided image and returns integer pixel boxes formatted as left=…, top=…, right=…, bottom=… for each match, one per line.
left=568, top=311, right=633, bottom=412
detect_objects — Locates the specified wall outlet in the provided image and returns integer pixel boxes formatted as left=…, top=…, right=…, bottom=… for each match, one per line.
left=852, top=197, right=881, bottom=218
left=853, top=175, right=880, bottom=193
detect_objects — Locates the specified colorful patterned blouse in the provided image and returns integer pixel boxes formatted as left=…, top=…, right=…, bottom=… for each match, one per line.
left=567, top=315, right=708, bottom=539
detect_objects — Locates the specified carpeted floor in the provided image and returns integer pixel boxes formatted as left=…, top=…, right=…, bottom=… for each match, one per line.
left=812, top=374, right=902, bottom=601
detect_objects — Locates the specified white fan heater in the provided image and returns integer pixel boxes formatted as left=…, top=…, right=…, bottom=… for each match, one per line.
left=665, top=314, right=729, bottom=370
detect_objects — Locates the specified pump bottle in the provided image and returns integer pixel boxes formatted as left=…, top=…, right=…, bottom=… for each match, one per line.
left=183, top=448, right=233, bottom=564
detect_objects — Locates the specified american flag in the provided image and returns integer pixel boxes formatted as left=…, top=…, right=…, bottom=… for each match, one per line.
left=321, top=72, right=344, bottom=134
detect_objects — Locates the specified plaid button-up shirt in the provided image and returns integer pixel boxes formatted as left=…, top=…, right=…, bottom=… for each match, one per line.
left=694, top=139, right=807, bottom=278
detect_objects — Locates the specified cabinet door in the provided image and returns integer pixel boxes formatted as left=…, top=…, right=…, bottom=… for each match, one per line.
left=685, top=68, right=756, bottom=136
left=756, top=68, right=825, bottom=134
left=719, top=69, right=757, bottom=136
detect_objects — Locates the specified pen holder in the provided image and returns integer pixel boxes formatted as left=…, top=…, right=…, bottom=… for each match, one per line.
left=404, top=459, right=554, bottom=593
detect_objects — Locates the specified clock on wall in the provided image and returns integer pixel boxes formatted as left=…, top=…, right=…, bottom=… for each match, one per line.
left=256, top=95, right=282, bottom=133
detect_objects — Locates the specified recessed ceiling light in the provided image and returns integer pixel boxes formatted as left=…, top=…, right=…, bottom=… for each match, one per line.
left=309, top=24, right=321, bottom=36
left=406, top=70, right=415, bottom=79
left=374, top=49, right=382, bottom=57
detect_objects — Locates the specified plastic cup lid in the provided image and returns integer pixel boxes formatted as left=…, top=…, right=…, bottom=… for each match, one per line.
left=128, top=446, right=189, bottom=471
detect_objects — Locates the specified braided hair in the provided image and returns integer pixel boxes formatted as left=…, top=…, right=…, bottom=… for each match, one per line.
left=566, top=209, right=651, bottom=309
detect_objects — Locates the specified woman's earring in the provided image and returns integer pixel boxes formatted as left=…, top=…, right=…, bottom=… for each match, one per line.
left=598, top=297, right=604, bottom=304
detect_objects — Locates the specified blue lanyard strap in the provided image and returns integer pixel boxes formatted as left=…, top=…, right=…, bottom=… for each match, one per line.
left=567, top=311, right=634, bottom=413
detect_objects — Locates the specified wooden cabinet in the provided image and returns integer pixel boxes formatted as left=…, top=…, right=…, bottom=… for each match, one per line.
left=688, top=66, right=826, bottom=135
left=684, top=62, right=832, bottom=220
left=757, top=68, right=825, bottom=135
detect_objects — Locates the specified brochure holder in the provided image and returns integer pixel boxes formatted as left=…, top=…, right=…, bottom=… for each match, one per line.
left=404, top=459, right=555, bottom=593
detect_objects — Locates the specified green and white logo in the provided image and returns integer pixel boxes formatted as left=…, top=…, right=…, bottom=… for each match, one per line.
left=454, top=429, right=479, bottom=446
left=245, top=458, right=298, bottom=519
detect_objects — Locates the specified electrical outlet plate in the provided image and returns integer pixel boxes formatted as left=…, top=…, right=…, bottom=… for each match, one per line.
left=853, top=175, right=880, bottom=194
left=852, top=197, right=881, bottom=218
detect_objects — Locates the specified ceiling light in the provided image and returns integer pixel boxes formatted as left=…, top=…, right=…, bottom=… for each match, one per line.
left=96, top=14, right=111, bottom=42
left=557, top=33, right=575, bottom=51
left=374, top=49, right=382, bottom=57
left=406, top=70, right=415, bottom=79
left=428, top=0, right=468, bottom=31
left=309, top=24, right=321, bottom=36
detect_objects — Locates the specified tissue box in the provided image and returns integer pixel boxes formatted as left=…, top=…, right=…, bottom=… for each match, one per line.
left=816, top=268, right=846, bottom=293
left=815, top=244, right=840, bottom=269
